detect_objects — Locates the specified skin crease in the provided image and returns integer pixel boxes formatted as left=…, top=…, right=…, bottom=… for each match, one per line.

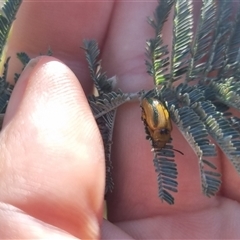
left=0, top=0, right=240, bottom=239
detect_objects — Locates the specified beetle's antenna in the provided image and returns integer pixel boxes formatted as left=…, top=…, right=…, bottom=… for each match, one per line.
left=172, top=148, right=184, bottom=155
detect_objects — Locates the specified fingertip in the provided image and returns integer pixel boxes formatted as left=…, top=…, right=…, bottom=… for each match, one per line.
left=0, top=203, right=79, bottom=239
left=3, top=57, right=40, bottom=126
left=0, top=56, right=105, bottom=238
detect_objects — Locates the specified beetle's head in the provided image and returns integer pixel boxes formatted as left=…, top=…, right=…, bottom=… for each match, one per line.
left=151, top=127, right=171, bottom=147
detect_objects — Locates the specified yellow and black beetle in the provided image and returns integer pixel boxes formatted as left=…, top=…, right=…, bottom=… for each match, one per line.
left=141, top=96, right=172, bottom=149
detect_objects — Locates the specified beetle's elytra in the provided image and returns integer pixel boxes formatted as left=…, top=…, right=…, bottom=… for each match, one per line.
left=141, top=97, right=172, bottom=148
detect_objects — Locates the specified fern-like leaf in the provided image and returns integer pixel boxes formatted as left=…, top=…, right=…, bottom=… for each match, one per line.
left=186, top=0, right=217, bottom=81
left=202, top=0, right=233, bottom=80
left=82, top=40, right=112, bottom=94
left=0, top=57, right=13, bottom=113
left=145, top=0, right=174, bottom=86
left=17, top=52, right=31, bottom=67
left=83, top=40, right=118, bottom=193
left=84, top=40, right=144, bottom=193
left=193, top=101, right=240, bottom=173
left=0, top=0, right=22, bottom=61
left=154, top=147, right=178, bottom=205
left=145, top=37, right=170, bottom=85
left=170, top=0, right=193, bottom=83
left=169, top=102, right=220, bottom=196
left=0, top=0, right=23, bottom=112
left=220, top=4, right=240, bottom=78
left=210, top=80, right=240, bottom=110
left=88, top=91, right=133, bottom=119
left=93, top=108, right=116, bottom=193
left=148, top=0, right=175, bottom=34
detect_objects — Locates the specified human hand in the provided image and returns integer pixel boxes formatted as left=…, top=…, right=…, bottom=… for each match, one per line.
left=1, top=1, right=240, bottom=239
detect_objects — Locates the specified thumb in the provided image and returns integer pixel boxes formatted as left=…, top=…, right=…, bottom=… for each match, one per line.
left=0, top=56, right=105, bottom=239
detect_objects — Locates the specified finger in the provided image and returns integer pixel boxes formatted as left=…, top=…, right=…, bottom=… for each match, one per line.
left=101, top=219, right=134, bottom=240
left=3, top=58, right=38, bottom=124
left=220, top=149, right=240, bottom=202
left=7, top=1, right=114, bottom=93
left=102, top=1, right=222, bottom=222
left=112, top=198, right=240, bottom=239
left=0, top=56, right=105, bottom=239
left=219, top=109, right=240, bottom=202
left=0, top=203, right=78, bottom=239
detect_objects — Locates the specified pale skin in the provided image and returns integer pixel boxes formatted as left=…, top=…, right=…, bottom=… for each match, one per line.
left=1, top=1, right=240, bottom=239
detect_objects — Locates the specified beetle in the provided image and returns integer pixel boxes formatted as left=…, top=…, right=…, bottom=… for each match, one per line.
left=141, top=96, right=172, bottom=149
